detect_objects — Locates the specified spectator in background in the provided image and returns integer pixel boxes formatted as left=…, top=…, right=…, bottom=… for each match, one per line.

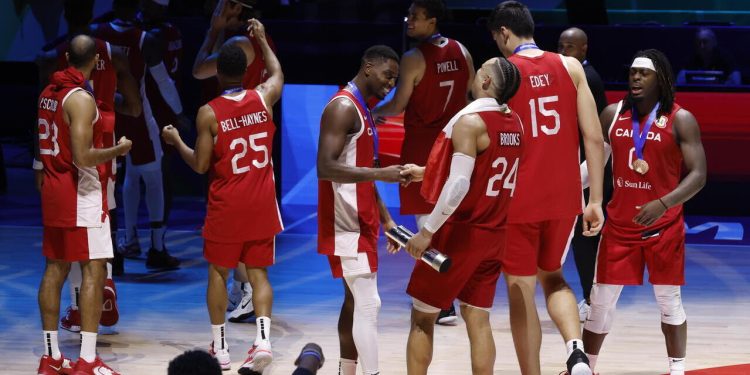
left=677, top=28, right=741, bottom=85
left=558, top=26, right=611, bottom=322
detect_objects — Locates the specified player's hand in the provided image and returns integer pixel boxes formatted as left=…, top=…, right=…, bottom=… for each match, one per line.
left=117, top=136, right=132, bottom=156
left=400, top=163, right=425, bottom=185
left=376, top=165, right=409, bottom=184
left=633, top=200, right=667, bottom=226
left=210, top=0, right=229, bottom=31
left=34, top=170, right=43, bottom=192
left=246, top=18, right=266, bottom=41
left=582, top=202, right=604, bottom=236
left=161, top=125, right=181, bottom=146
left=406, top=227, right=432, bottom=259
left=384, top=220, right=400, bottom=254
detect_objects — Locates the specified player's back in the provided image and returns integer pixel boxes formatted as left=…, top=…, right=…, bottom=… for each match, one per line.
left=204, top=89, right=282, bottom=242
left=54, top=38, right=117, bottom=111
left=144, top=21, right=183, bottom=127
left=508, top=51, right=582, bottom=223
left=38, top=68, right=104, bottom=228
left=92, top=20, right=146, bottom=82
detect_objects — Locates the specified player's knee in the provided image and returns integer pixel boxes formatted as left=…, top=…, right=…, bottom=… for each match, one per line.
left=538, top=269, right=569, bottom=292
left=356, top=294, right=381, bottom=322
left=585, top=284, right=623, bottom=334
left=653, top=285, right=686, bottom=325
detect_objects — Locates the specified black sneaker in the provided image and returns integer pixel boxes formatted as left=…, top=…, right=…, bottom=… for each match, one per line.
left=435, top=303, right=458, bottom=325
left=294, top=342, right=325, bottom=369
left=112, top=251, right=124, bottom=276
left=566, top=348, right=592, bottom=375
left=118, top=241, right=141, bottom=259
left=146, top=248, right=180, bottom=269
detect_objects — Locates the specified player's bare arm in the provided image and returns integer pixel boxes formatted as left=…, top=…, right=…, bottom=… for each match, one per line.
left=111, top=47, right=142, bottom=117
left=371, top=49, right=424, bottom=117
left=633, top=109, right=707, bottom=226
left=143, top=29, right=188, bottom=129
left=405, top=114, right=484, bottom=259
left=162, top=104, right=216, bottom=174
left=249, top=19, right=282, bottom=108
left=457, top=41, right=476, bottom=102
left=581, top=103, right=617, bottom=189
left=192, top=0, right=248, bottom=79
left=567, top=55, right=605, bottom=235
left=67, top=92, right=131, bottom=167
left=317, top=98, right=406, bottom=184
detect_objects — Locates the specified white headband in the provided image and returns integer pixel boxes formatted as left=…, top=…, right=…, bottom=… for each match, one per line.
left=631, top=57, right=656, bottom=72
left=152, top=0, right=169, bottom=5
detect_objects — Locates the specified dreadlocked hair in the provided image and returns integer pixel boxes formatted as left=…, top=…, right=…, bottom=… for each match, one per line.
left=491, top=57, right=521, bottom=105
left=621, top=49, right=675, bottom=117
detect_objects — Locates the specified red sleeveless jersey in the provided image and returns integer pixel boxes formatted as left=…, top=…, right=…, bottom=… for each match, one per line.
left=401, top=38, right=470, bottom=215
left=145, top=22, right=183, bottom=128
left=606, top=101, right=684, bottom=239
left=242, top=33, right=276, bottom=89
left=203, top=89, right=282, bottom=242
left=507, top=52, right=582, bottom=223
left=422, top=108, right=524, bottom=230
left=38, top=68, right=106, bottom=228
left=318, top=89, right=380, bottom=257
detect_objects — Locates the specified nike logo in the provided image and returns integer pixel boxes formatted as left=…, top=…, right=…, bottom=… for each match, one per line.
left=241, top=300, right=252, bottom=309
left=48, top=365, right=61, bottom=371
left=618, top=116, right=631, bottom=120
left=94, top=366, right=116, bottom=375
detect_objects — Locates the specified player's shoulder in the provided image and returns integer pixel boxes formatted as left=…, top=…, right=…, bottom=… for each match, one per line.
left=455, top=112, right=487, bottom=132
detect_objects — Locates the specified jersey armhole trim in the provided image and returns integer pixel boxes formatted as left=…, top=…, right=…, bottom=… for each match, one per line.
left=106, top=41, right=112, bottom=60
left=607, top=100, right=624, bottom=139
left=330, top=95, right=366, bottom=140
left=255, top=89, right=269, bottom=112
left=139, top=31, right=146, bottom=50
left=62, top=88, right=100, bottom=125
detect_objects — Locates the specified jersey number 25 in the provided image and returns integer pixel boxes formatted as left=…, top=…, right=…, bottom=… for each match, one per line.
left=230, top=132, right=269, bottom=175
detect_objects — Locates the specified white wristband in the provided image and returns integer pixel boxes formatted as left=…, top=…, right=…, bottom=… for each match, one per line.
left=32, top=159, right=43, bottom=171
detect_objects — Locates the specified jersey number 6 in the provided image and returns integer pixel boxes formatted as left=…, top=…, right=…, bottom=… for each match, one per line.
left=230, top=132, right=269, bottom=175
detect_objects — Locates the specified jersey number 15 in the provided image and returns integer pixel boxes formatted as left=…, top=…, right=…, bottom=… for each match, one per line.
left=230, top=132, right=269, bottom=175
left=529, top=96, right=560, bottom=137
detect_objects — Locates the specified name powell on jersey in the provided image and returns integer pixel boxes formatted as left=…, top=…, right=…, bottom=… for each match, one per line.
left=617, top=177, right=652, bottom=190
left=615, top=128, right=662, bottom=142
left=498, top=132, right=522, bottom=147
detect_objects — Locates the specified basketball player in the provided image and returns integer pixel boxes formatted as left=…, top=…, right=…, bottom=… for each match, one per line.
left=92, top=0, right=181, bottom=269
left=317, top=45, right=406, bottom=375
left=37, top=35, right=131, bottom=375
left=161, top=19, right=281, bottom=373
left=488, top=2, right=605, bottom=374
left=581, top=50, right=707, bottom=375
left=398, top=57, right=522, bottom=375
left=372, top=0, right=474, bottom=324
left=193, top=0, right=277, bottom=320
left=35, top=0, right=141, bottom=334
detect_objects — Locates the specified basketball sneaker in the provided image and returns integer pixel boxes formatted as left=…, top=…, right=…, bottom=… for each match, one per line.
left=436, top=303, right=458, bottom=326
left=578, top=299, right=590, bottom=323
left=294, top=342, right=325, bottom=370
left=37, top=354, right=75, bottom=375
left=146, top=248, right=181, bottom=269
left=566, top=348, right=593, bottom=375
left=117, top=240, right=141, bottom=259
left=228, top=283, right=243, bottom=311
left=238, top=340, right=273, bottom=374
left=71, top=356, right=119, bottom=375
left=60, top=306, right=81, bottom=333
left=209, top=341, right=231, bottom=370
left=100, top=279, right=119, bottom=327
left=228, top=292, right=255, bottom=323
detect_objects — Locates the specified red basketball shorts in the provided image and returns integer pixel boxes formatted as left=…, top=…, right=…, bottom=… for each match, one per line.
left=503, top=216, right=577, bottom=276
left=595, top=218, right=685, bottom=285
left=407, top=223, right=504, bottom=310
left=43, top=217, right=113, bottom=262
left=204, top=236, right=276, bottom=269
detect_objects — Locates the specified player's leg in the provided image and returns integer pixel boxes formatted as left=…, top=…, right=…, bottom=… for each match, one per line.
left=581, top=283, right=624, bottom=371
left=461, top=303, right=494, bottom=375
left=142, top=164, right=179, bottom=268
left=120, top=155, right=142, bottom=257
left=654, top=285, right=687, bottom=375
left=239, top=237, right=276, bottom=373
left=61, top=262, right=82, bottom=332
left=571, top=214, right=598, bottom=321
left=406, top=300, right=440, bottom=375
left=204, top=239, right=243, bottom=370
left=228, top=263, right=254, bottom=319
left=78, top=258, right=106, bottom=358
left=414, top=214, right=457, bottom=326
left=338, top=278, right=358, bottom=375
left=38, top=255, right=74, bottom=374
left=344, top=270, right=381, bottom=375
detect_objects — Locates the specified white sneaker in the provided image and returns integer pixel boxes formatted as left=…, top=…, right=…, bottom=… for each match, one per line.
left=578, top=299, right=590, bottom=323
left=228, top=283, right=243, bottom=311
left=228, top=292, right=255, bottom=323
left=209, top=341, right=231, bottom=370
left=239, top=340, right=273, bottom=374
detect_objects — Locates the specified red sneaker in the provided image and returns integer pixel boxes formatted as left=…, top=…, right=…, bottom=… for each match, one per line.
left=60, top=306, right=80, bottom=333
left=37, top=354, right=75, bottom=375
left=99, top=279, right=119, bottom=327
left=72, top=357, right=119, bottom=375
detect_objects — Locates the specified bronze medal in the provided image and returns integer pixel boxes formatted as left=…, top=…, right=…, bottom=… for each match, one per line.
left=655, top=115, right=667, bottom=128
left=632, top=158, right=649, bottom=175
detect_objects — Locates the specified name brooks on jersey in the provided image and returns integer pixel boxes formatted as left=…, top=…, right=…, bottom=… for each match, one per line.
left=614, top=127, right=662, bottom=142
left=436, top=60, right=459, bottom=73
left=499, top=131, right=522, bottom=147
left=220, top=110, right=269, bottom=132
left=39, top=97, right=58, bottom=112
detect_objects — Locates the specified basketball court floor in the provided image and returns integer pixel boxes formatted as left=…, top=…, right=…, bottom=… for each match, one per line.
left=1, top=169, right=749, bottom=374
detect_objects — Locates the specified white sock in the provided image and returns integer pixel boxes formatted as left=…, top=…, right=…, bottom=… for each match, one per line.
left=79, top=331, right=97, bottom=362
left=69, top=263, right=82, bottom=309
left=586, top=353, right=598, bottom=371
left=255, top=316, right=271, bottom=344
left=106, top=262, right=112, bottom=280
left=211, top=324, right=228, bottom=351
left=669, top=357, right=685, bottom=375
left=339, top=358, right=357, bottom=375
left=566, top=338, right=585, bottom=356
left=43, top=331, right=61, bottom=359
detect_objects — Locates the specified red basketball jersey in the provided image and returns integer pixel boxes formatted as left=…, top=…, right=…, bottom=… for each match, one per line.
left=92, top=20, right=146, bottom=83
left=401, top=38, right=470, bottom=215
left=203, top=89, right=283, bottom=242
left=422, top=106, right=524, bottom=230
left=318, top=89, right=380, bottom=257
left=507, top=52, right=582, bottom=223
left=144, top=22, right=183, bottom=128
left=242, top=33, right=276, bottom=90
left=38, top=67, right=106, bottom=228
left=606, top=101, right=684, bottom=239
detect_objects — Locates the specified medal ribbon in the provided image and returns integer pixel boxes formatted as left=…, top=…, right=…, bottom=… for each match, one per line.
left=514, top=42, right=539, bottom=54
left=221, top=87, right=244, bottom=96
left=347, top=81, right=379, bottom=165
left=631, top=103, right=660, bottom=160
